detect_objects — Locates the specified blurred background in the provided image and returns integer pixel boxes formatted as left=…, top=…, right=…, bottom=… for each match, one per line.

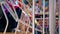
left=0, top=0, right=59, bottom=34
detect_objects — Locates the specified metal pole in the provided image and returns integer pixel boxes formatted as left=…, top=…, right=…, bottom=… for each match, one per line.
left=43, top=0, right=45, bottom=34
left=49, top=0, right=56, bottom=34
left=58, top=0, right=60, bottom=34
left=32, top=0, right=34, bottom=34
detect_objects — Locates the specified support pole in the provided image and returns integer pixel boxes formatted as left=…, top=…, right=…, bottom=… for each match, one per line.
left=58, top=0, right=60, bottom=34
left=49, top=0, right=56, bottom=34
left=43, top=0, right=45, bottom=34
left=32, top=0, right=34, bottom=34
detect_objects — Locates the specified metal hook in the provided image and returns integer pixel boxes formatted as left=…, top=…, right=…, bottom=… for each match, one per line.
left=3, top=1, right=20, bottom=34
left=5, top=2, right=19, bottom=22
left=1, top=1, right=9, bottom=34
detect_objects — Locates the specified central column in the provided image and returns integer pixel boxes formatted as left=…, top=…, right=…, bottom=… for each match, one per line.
left=49, top=0, right=56, bottom=34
